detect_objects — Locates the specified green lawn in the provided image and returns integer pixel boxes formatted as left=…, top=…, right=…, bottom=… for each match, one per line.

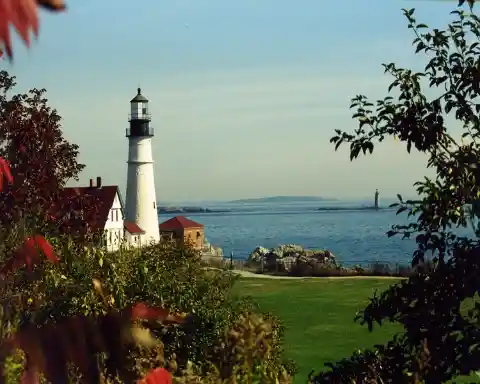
left=233, top=277, right=476, bottom=383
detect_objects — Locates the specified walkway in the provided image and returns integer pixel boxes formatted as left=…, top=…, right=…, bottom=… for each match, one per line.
left=230, top=270, right=403, bottom=280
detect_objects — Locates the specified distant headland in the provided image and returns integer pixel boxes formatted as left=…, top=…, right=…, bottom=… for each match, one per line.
left=228, top=196, right=338, bottom=204
left=316, top=206, right=394, bottom=212
left=157, top=206, right=231, bottom=214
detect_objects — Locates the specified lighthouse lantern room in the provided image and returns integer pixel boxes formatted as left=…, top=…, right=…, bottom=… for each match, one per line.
left=127, top=88, right=153, bottom=137
left=124, top=88, right=160, bottom=246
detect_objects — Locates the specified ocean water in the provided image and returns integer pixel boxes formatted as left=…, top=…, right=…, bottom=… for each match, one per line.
left=158, top=200, right=429, bottom=266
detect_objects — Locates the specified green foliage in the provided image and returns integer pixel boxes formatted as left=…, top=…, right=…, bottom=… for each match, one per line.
left=0, top=233, right=291, bottom=382
left=173, top=312, right=294, bottom=383
left=313, top=3, right=480, bottom=383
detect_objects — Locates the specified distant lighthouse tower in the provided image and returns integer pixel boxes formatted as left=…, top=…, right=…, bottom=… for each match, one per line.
left=125, top=88, right=160, bottom=245
left=374, top=189, right=380, bottom=210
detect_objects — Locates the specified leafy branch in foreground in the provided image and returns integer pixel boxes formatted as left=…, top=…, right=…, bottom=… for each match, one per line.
left=313, top=3, right=480, bottom=383
left=0, top=299, right=186, bottom=383
left=0, top=157, right=186, bottom=383
left=0, top=0, right=66, bottom=59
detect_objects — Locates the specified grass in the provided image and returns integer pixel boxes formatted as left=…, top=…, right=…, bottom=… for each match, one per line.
left=233, top=277, right=476, bottom=383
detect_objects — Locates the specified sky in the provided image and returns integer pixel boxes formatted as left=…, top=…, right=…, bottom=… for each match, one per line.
left=3, top=0, right=464, bottom=202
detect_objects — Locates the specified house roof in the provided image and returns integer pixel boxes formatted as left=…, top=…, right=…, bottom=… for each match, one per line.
left=124, top=221, right=145, bottom=234
left=159, top=216, right=204, bottom=230
left=58, top=186, right=119, bottom=231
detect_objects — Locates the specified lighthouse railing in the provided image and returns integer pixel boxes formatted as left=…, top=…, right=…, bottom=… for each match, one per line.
left=125, top=127, right=155, bottom=137
left=128, top=113, right=152, bottom=121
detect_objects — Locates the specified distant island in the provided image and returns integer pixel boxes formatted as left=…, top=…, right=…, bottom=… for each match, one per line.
left=157, top=206, right=231, bottom=214
left=316, top=206, right=394, bottom=212
left=229, top=196, right=338, bottom=204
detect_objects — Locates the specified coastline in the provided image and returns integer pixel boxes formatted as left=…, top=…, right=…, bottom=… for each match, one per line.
left=160, top=202, right=419, bottom=267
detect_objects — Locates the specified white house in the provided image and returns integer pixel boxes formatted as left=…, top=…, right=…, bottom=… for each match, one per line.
left=61, top=176, right=148, bottom=251
left=123, top=221, right=146, bottom=248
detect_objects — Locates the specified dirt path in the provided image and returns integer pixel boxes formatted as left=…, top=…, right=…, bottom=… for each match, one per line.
left=231, top=270, right=404, bottom=280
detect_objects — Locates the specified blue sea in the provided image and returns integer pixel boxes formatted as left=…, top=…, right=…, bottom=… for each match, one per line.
left=158, top=199, right=436, bottom=267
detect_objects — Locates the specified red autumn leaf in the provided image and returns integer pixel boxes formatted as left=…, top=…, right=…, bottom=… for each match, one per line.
left=0, top=0, right=66, bottom=59
left=130, top=303, right=187, bottom=324
left=31, top=235, right=59, bottom=263
left=0, top=156, right=13, bottom=192
left=20, top=357, right=40, bottom=384
left=0, top=234, right=59, bottom=274
left=0, top=0, right=39, bottom=58
left=139, top=368, right=172, bottom=384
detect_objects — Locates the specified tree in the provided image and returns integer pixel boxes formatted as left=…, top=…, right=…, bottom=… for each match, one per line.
left=311, top=3, right=480, bottom=383
left=0, top=70, right=99, bottom=241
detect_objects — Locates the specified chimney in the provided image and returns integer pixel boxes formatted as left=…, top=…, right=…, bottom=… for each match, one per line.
left=89, top=179, right=93, bottom=188
left=96, top=176, right=102, bottom=188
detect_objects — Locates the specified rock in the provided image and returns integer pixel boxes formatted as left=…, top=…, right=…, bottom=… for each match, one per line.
left=277, top=255, right=297, bottom=272
left=247, top=246, right=270, bottom=263
left=202, top=237, right=224, bottom=259
left=211, top=245, right=224, bottom=258
left=247, top=244, right=337, bottom=272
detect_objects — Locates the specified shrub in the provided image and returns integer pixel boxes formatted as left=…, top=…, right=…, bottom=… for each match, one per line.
left=173, top=312, right=295, bottom=383
left=0, top=232, right=292, bottom=382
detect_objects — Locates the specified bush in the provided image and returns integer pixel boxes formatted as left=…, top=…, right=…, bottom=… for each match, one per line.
left=0, top=231, right=292, bottom=382
left=174, top=311, right=296, bottom=383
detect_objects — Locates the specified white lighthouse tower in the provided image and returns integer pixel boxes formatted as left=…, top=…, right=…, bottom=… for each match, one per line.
left=124, top=88, right=160, bottom=245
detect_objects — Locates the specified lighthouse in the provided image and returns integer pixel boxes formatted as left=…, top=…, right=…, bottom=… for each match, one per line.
left=124, top=88, right=160, bottom=245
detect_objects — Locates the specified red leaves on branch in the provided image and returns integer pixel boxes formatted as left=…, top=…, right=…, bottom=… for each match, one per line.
left=0, top=74, right=88, bottom=233
left=139, top=368, right=173, bottom=384
left=130, top=302, right=188, bottom=324
left=0, top=0, right=66, bottom=59
left=0, top=154, right=61, bottom=273
left=0, top=234, right=59, bottom=275
left=0, top=304, right=185, bottom=383
left=0, top=157, right=13, bottom=192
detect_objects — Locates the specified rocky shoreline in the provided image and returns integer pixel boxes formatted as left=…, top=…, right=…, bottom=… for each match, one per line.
left=245, top=244, right=427, bottom=277
left=247, top=244, right=338, bottom=273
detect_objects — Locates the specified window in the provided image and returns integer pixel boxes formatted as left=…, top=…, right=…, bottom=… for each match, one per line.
left=115, top=209, right=119, bottom=221
left=111, top=210, right=114, bottom=221
left=153, top=202, right=156, bottom=209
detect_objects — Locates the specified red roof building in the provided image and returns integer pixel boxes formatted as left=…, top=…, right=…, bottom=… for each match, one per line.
left=55, top=177, right=146, bottom=251
left=159, top=216, right=204, bottom=230
left=124, top=221, right=145, bottom=234
left=58, top=184, right=119, bottom=232
left=159, top=216, right=205, bottom=250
